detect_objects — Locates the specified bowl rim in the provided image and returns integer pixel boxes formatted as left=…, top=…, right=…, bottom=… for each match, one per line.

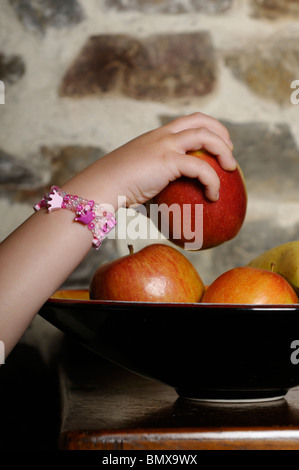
left=48, top=289, right=299, bottom=310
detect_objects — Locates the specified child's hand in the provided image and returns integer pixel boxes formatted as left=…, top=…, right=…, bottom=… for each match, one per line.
left=98, top=112, right=236, bottom=209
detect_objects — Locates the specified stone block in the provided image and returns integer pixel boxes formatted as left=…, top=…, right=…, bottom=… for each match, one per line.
left=59, top=32, right=216, bottom=101
left=9, top=0, right=84, bottom=34
left=225, top=33, right=299, bottom=104
left=0, top=145, right=106, bottom=208
left=0, top=53, right=25, bottom=84
left=104, top=0, right=232, bottom=14
left=0, top=149, right=40, bottom=188
left=251, top=0, right=299, bottom=19
left=223, top=120, right=299, bottom=202
left=40, top=145, right=106, bottom=187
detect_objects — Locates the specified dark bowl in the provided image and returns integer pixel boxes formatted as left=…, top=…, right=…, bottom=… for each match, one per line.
left=39, top=290, right=299, bottom=403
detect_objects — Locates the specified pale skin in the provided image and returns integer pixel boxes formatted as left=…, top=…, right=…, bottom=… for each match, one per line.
left=0, top=113, right=236, bottom=358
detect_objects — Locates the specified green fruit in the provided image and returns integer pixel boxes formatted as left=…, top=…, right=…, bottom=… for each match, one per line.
left=247, top=241, right=299, bottom=296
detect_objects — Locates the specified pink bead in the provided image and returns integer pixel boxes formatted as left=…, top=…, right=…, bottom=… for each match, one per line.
left=92, top=238, right=102, bottom=249
left=74, top=210, right=95, bottom=225
left=88, top=222, right=95, bottom=230
left=47, top=190, right=63, bottom=212
left=76, top=204, right=83, bottom=212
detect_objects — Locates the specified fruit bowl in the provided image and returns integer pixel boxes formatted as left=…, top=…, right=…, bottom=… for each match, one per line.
left=39, top=290, right=299, bottom=403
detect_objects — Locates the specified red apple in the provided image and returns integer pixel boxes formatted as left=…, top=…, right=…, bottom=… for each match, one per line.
left=201, top=266, right=298, bottom=304
left=89, top=243, right=205, bottom=303
left=152, top=149, right=247, bottom=250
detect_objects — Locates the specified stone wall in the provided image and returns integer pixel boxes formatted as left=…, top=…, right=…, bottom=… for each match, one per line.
left=1, top=0, right=299, bottom=297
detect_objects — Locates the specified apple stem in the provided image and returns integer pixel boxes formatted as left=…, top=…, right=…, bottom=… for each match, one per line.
left=270, top=262, right=276, bottom=272
left=128, top=244, right=134, bottom=255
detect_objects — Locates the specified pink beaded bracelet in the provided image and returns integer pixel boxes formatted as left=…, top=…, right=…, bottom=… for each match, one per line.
left=34, top=185, right=116, bottom=250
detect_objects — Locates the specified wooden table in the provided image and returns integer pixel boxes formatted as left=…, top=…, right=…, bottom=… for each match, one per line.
left=58, top=341, right=299, bottom=450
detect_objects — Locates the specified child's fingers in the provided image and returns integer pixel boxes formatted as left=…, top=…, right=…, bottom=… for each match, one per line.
left=165, top=112, right=233, bottom=151
left=173, top=127, right=237, bottom=172
left=169, top=152, right=220, bottom=202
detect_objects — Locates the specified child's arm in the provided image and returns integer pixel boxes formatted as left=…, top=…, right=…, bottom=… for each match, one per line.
left=0, top=113, right=235, bottom=357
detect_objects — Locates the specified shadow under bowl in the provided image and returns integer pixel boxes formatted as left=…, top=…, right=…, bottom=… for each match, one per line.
left=39, top=290, right=299, bottom=403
